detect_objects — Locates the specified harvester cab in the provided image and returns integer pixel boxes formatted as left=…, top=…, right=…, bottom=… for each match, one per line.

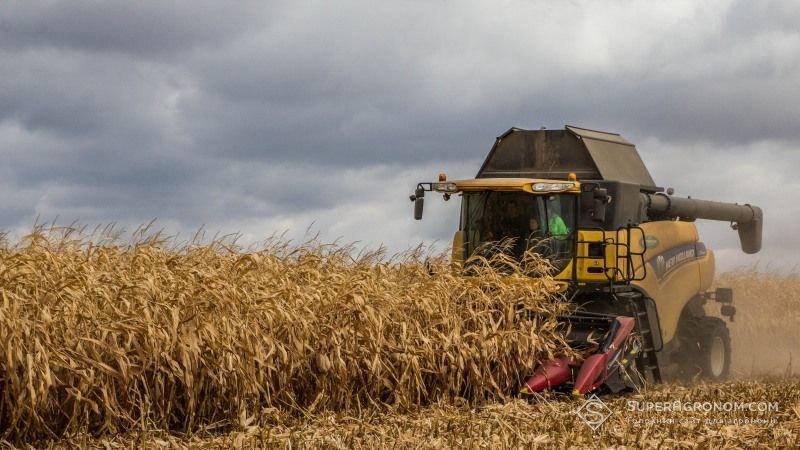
left=411, top=125, right=763, bottom=395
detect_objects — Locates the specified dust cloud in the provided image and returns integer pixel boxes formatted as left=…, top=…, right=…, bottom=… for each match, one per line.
left=712, top=270, right=800, bottom=377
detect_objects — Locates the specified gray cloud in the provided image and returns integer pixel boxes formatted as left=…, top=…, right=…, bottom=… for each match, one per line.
left=0, top=0, right=797, bottom=271
left=0, top=1, right=268, bottom=58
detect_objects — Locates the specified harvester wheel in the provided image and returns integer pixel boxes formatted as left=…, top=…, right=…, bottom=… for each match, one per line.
left=679, top=317, right=731, bottom=381
left=697, top=317, right=731, bottom=380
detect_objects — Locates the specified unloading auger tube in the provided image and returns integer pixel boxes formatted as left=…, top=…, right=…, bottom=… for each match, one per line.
left=642, top=193, right=763, bottom=254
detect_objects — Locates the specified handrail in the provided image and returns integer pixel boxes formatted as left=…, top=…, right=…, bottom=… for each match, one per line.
left=573, top=225, right=648, bottom=284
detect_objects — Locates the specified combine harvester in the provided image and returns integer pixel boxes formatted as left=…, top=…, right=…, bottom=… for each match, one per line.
left=410, top=125, right=763, bottom=395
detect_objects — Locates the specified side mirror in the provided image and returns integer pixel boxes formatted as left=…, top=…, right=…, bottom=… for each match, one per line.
left=592, top=188, right=610, bottom=223
left=451, top=230, right=465, bottom=265
left=592, top=198, right=606, bottom=222
left=413, top=187, right=425, bottom=220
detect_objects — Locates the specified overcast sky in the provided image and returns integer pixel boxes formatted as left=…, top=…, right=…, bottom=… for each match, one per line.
left=1, top=0, right=798, bottom=271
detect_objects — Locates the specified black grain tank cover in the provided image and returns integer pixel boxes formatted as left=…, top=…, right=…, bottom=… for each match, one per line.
left=476, top=125, right=659, bottom=191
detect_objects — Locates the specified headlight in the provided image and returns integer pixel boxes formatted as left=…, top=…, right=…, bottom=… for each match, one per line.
left=432, top=182, right=458, bottom=193
left=532, top=182, right=575, bottom=192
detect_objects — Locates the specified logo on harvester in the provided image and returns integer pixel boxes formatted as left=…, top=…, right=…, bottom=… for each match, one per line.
left=576, top=394, right=613, bottom=432
left=651, top=245, right=697, bottom=280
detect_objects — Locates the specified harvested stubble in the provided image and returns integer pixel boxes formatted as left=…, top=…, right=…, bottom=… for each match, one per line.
left=0, top=227, right=571, bottom=442
left=37, top=379, right=800, bottom=449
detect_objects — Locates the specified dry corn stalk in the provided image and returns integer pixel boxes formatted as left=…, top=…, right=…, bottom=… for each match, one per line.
left=0, top=225, right=571, bottom=442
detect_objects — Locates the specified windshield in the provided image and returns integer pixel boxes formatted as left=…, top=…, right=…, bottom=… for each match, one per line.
left=462, top=191, right=576, bottom=273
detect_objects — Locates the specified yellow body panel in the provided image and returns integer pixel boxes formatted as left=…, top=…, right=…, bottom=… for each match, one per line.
left=698, top=248, right=716, bottom=293
left=451, top=231, right=465, bottom=266
left=573, top=230, right=611, bottom=282
left=631, top=221, right=712, bottom=343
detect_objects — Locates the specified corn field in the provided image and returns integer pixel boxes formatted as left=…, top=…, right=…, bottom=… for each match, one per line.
left=0, top=226, right=572, bottom=443
left=1, top=226, right=797, bottom=448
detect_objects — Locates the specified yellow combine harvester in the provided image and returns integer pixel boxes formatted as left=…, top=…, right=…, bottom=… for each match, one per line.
left=410, top=125, right=763, bottom=394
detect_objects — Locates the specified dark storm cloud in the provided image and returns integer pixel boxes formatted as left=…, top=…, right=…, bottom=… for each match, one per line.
left=0, top=1, right=268, bottom=58
left=168, top=0, right=800, bottom=167
left=0, top=0, right=797, bottom=269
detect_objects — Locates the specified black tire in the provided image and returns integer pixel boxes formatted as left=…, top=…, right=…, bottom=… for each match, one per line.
left=697, top=317, right=732, bottom=380
left=678, top=317, right=732, bottom=381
